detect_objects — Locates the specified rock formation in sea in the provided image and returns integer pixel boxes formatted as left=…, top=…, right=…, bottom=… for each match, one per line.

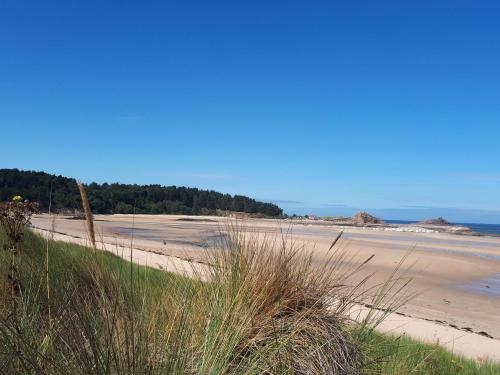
left=419, top=217, right=452, bottom=226
left=351, top=212, right=384, bottom=225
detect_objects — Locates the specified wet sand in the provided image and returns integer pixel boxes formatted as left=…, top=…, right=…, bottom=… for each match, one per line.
left=31, top=214, right=500, bottom=359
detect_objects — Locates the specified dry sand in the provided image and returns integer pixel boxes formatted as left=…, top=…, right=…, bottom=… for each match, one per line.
left=31, top=214, right=500, bottom=361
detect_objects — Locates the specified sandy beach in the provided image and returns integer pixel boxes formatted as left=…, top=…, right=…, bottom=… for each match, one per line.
left=31, top=214, right=500, bottom=361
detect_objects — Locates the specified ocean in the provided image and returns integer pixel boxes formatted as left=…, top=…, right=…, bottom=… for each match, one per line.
left=385, top=220, right=500, bottom=236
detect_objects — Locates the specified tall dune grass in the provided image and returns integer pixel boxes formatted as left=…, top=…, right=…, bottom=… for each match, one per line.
left=0, top=223, right=497, bottom=374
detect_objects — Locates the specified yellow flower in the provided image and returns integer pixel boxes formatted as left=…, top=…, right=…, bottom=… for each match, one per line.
left=12, top=195, right=23, bottom=202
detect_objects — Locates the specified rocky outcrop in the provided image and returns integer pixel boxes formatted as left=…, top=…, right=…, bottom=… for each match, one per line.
left=351, top=212, right=384, bottom=225
left=419, top=217, right=452, bottom=226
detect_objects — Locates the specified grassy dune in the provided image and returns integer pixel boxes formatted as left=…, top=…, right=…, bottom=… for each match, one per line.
left=0, top=229, right=499, bottom=374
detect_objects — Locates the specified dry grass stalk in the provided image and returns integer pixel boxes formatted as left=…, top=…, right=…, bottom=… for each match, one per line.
left=78, top=182, right=96, bottom=251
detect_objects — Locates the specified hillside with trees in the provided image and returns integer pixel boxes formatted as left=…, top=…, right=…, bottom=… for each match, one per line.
left=0, top=169, right=283, bottom=217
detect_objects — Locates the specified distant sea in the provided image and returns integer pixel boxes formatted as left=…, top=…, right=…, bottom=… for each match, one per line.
left=385, top=220, right=500, bottom=236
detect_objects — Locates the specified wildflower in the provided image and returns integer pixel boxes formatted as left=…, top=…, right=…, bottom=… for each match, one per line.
left=12, top=195, right=23, bottom=203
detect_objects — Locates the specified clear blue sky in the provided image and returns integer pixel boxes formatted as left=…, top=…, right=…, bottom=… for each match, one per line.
left=1, top=1, right=499, bottom=222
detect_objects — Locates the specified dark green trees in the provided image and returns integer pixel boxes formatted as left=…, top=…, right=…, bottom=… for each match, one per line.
left=0, top=169, right=283, bottom=217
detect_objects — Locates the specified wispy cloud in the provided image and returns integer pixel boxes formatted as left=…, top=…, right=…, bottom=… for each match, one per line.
left=117, top=115, right=144, bottom=122
left=399, top=205, right=438, bottom=209
left=173, top=173, right=241, bottom=181
left=321, top=203, right=348, bottom=208
left=452, top=173, right=500, bottom=182
left=265, top=199, right=304, bottom=205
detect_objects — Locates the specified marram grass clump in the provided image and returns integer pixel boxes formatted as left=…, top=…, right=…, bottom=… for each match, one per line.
left=189, top=229, right=366, bottom=374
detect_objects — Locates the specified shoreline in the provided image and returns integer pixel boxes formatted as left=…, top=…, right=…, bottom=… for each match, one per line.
left=283, top=218, right=500, bottom=237
left=62, top=211, right=500, bottom=237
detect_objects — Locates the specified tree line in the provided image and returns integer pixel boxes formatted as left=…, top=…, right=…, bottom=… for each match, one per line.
left=0, top=169, right=283, bottom=217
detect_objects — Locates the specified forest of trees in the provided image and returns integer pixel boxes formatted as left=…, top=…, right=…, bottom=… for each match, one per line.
left=0, top=169, right=283, bottom=217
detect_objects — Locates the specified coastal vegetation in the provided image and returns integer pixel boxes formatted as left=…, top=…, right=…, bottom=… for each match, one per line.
left=0, top=169, right=282, bottom=217
left=0, top=195, right=499, bottom=373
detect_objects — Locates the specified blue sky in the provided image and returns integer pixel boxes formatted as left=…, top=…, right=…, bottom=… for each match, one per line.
left=1, top=1, right=499, bottom=222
